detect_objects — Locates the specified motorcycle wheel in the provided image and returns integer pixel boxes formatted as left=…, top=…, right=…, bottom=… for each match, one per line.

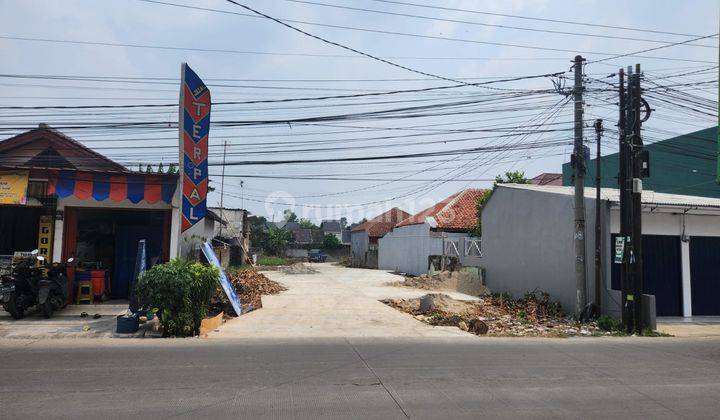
left=41, top=297, right=53, bottom=319
left=5, top=294, right=24, bottom=319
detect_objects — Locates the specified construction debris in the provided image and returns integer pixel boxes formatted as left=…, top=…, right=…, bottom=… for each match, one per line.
left=382, top=291, right=602, bottom=337
left=280, top=262, right=319, bottom=275
left=392, top=270, right=490, bottom=296
left=210, top=269, right=287, bottom=316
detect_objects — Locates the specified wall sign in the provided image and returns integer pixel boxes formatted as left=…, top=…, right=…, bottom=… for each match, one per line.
left=0, top=170, right=29, bottom=205
left=614, top=236, right=625, bottom=264
left=179, top=64, right=211, bottom=232
left=37, top=215, right=54, bottom=262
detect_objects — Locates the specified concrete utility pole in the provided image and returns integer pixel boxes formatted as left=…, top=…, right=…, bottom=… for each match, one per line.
left=572, top=55, right=588, bottom=317
left=630, top=63, right=645, bottom=332
left=618, top=68, right=634, bottom=332
left=219, top=140, right=228, bottom=237
left=594, top=119, right=603, bottom=313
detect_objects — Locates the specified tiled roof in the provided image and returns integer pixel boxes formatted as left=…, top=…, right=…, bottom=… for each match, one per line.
left=530, top=173, right=562, bottom=186
left=351, top=207, right=411, bottom=238
left=0, top=127, right=129, bottom=173
left=396, top=189, right=488, bottom=231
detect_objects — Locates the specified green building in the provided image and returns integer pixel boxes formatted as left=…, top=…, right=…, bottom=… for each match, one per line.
left=562, top=126, right=720, bottom=198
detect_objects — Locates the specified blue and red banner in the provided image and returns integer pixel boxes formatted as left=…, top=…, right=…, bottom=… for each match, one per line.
left=179, top=64, right=211, bottom=232
left=48, top=171, right=176, bottom=204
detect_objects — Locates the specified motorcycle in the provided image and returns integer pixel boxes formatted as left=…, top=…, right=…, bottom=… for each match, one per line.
left=0, top=250, right=44, bottom=319
left=0, top=251, right=74, bottom=319
left=37, top=257, right=73, bottom=318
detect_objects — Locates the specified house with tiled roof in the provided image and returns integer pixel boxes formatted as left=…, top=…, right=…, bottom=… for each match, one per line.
left=350, top=207, right=410, bottom=268
left=378, top=189, right=487, bottom=275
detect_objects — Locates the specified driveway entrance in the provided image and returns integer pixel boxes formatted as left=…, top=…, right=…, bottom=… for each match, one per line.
left=214, top=264, right=477, bottom=339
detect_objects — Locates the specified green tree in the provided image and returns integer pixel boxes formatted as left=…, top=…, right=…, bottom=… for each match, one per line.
left=283, top=209, right=298, bottom=223
left=322, top=233, right=342, bottom=250
left=298, top=218, right=317, bottom=229
left=266, top=226, right=293, bottom=256
left=494, top=170, right=530, bottom=185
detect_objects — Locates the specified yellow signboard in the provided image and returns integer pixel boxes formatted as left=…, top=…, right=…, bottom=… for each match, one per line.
left=38, top=215, right=54, bottom=263
left=0, top=170, right=29, bottom=205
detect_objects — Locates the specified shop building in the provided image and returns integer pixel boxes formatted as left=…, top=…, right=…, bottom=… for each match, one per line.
left=0, top=126, right=219, bottom=300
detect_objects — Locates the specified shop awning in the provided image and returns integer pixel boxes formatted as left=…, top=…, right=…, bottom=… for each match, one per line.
left=47, top=171, right=177, bottom=204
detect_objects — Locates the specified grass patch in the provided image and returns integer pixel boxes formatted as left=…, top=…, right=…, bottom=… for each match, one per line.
left=256, top=256, right=288, bottom=266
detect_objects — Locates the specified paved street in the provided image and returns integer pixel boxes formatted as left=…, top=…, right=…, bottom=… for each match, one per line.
left=2, top=336, right=720, bottom=419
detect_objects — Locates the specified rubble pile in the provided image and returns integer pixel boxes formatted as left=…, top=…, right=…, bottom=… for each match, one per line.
left=393, top=270, right=490, bottom=296
left=280, top=262, right=319, bottom=275
left=210, top=269, right=287, bottom=316
left=382, top=291, right=601, bottom=337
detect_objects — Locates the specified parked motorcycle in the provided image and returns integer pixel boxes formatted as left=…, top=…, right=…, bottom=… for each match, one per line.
left=0, top=250, right=44, bottom=319
left=37, top=257, right=73, bottom=318
left=0, top=251, right=74, bottom=319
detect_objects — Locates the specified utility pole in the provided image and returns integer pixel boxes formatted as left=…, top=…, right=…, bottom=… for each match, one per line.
left=240, top=180, right=245, bottom=210
left=219, top=140, right=228, bottom=237
left=618, top=68, right=634, bottom=332
left=717, top=14, right=719, bottom=184
left=630, top=63, right=645, bottom=332
left=572, top=55, right=588, bottom=317
left=593, top=119, right=603, bottom=313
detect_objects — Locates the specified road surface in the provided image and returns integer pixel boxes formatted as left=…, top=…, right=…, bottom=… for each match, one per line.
left=2, top=336, right=720, bottom=419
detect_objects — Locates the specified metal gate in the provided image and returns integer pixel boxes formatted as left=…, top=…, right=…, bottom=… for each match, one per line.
left=611, top=234, right=683, bottom=316
left=690, top=236, right=720, bottom=316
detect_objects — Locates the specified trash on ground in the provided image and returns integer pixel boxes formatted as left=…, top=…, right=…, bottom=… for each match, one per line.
left=210, top=269, right=287, bottom=316
left=382, top=291, right=603, bottom=337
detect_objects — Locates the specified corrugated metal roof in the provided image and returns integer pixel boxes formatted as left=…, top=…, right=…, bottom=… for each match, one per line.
left=498, top=184, right=720, bottom=209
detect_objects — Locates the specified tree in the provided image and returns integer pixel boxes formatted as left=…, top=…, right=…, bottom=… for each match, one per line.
left=471, top=171, right=530, bottom=236
left=494, top=170, right=530, bottom=185
left=322, top=233, right=342, bottom=250
left=283, top=209, right=298, bottom=223
left=249, top=216, right=269, bottom=251
left=298, top=218, right=317, bottom=229
left=266, top=226, right=293, bottom=256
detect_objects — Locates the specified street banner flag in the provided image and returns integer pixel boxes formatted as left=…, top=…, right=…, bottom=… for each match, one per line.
left=179, top=63, right=211, bottom=232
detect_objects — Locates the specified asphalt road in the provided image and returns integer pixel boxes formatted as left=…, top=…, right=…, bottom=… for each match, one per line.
left=2, top=336, right=720, bottom=419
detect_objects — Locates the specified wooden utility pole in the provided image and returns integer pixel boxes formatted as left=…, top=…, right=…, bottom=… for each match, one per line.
left=572, top=55, right=588, bottom=317
left=593, top=119, right=603, bottom=313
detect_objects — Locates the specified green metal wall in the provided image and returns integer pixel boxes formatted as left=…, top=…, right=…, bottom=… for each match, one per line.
left=562, top=126, right=720, bottom=198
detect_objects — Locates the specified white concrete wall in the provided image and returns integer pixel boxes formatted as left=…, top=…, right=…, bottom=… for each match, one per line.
left=378, top=223, right=443, bottom=275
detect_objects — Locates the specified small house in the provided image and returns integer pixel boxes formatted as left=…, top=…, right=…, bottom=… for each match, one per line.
left=378, top=189, right=486, bottom=275
left=350, top=207, right=410, bottom=268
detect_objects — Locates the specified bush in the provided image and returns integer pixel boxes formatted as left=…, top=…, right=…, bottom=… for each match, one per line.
left=597, top=315, right=622, bottom=332
left=135, top=259, right=219, bottom=337
left=257, top=256, right=287, bottom=266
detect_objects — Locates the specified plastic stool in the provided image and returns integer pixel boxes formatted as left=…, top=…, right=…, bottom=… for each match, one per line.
left=76, top=280, right=94, bottom=304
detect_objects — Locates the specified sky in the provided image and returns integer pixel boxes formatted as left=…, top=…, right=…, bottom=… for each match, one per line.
left=0, top=0, right=717, bottom=223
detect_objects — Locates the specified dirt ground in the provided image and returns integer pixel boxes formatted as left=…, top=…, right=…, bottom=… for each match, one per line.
left=391, top=270, right=490, bottom=296
left=382, top=292, right=606, bottom=337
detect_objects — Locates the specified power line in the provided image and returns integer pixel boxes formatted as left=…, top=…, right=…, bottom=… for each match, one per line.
left=285, top=0, right=718, bottom=49
left=367, top=0, right=712, bottom=38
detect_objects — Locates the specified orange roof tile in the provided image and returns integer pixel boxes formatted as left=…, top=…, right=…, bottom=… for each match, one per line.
left=351, top=207, right=411, bottom=238
left=396, top=189, right=488, bottom=231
